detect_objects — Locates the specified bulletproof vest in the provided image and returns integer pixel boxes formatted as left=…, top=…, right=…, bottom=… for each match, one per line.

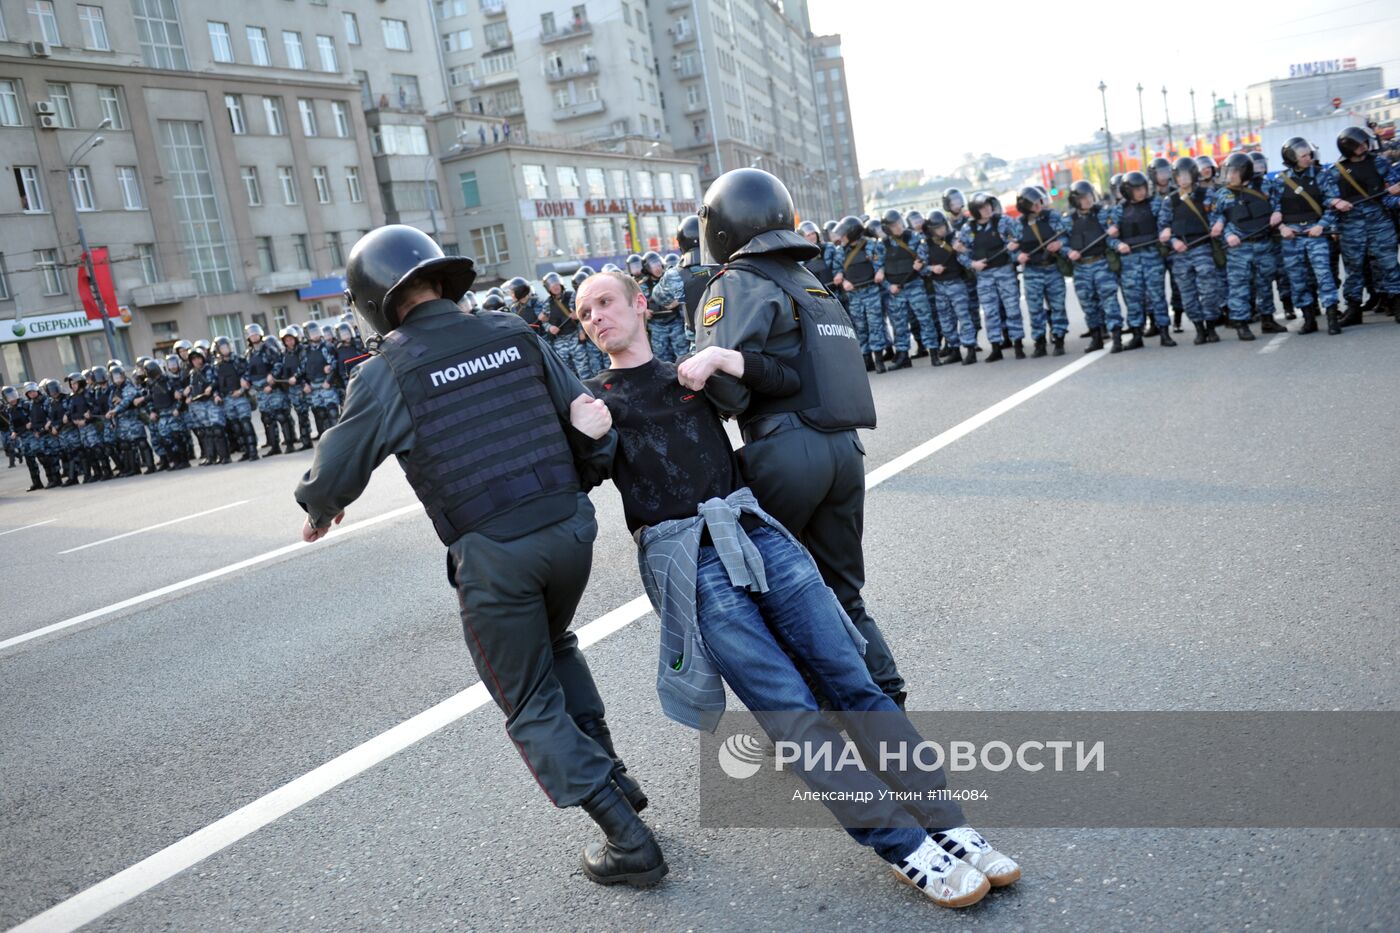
left=1070, top=211, right=1108, bottom=256
left=970, top=222, right=1009, bottom=268
left=680, top=264, right=717, bottom=330
left=1020, top=216, right=1058, bottom=265
left=273, top=348, right=299, bottom=380
left=188, top=367, right=216, bottom=400
left=146, top=376, right=177, bottom=410
left=377, top=307, right=580, bottom=546
left=883, top=233, right=919, bottom=284
left=841, top=238, right=877, bottom=286
left=925, top=235, right=963, bottom=280
left=1279, top=169, right=1327, bottom=224
left=802, top=252, right=834, bottom=286
left=46, top=397, right=68, bottom=430
left=1336, top=156, right=1383, bottom=199
left=335, top=343, right=367, bottom=380
left=245, top=344, right=277, bottom=379
left=1118, top=201, right=1158, bottom=247
left=548, top=293, right=577, bottom=334
left=514, top=300, right=543, bottom=330
left=7, top=401, right=28, bottom=431
left=213, top=357, right=244, bottom=394
left=299, top=345, right=330, bottom=381
left=1226, top=186, right=1272, bottom=237
left=709, top=256, right=876, bottom=432
left=27, top=397, right=46, bottom=430
left=1170, top=190, right=1211, bottom=239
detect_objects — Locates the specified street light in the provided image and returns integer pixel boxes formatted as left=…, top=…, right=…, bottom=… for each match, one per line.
left=1136, top=83, right=1147, bottom=165
left=65, top=116, right=119, bottom=360
left=1189, top=87, right=1199, bottom=148
left=1161, top=85, right=1172, bottom=157
left=1098, top=81, right=1114, bottom=177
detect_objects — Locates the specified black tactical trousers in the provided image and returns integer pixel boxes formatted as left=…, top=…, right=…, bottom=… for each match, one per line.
left=737, top=419, right=907, bottom=701
left=447, top=494, right=618, bottom=808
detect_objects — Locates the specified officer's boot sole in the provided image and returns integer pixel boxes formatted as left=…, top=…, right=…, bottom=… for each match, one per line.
left=581, top=854, right=669, bottom=888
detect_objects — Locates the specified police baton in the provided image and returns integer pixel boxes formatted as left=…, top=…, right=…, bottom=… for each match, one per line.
left=1069, top=232, right=1110, bottom=260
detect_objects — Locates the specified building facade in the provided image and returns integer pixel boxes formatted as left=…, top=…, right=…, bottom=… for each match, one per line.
left=809, top=33, right=860, bottom=217
left=1246, top=67, right=1384, bottom=124
left=0, top=0, right=449, bottom=384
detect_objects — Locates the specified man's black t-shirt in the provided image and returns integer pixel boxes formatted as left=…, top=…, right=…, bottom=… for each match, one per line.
left=586, top=358, right=742, bottom=532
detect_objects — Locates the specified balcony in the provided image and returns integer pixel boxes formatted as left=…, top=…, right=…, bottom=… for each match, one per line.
left=552, top=98, right=605, bottom=121
left=540, top=19, right=592, bottom=44
left=252, top=270, right=313, bottom=295
left=667, top=0, right=691, bottom=9
left=670, top=24, right=696, bottom=45
left=470, top=70, right=519, bottom=89
left=480, top=0, right=506, bottom=15
left=545, top=58, right=599, bottom=82
left=684, top=99, right=707, bottom=115
left=486, top=33, right=513, bottom=50
left=498, top=101, right=525, bottom=117
left=127, top=279, right=197, bottom=307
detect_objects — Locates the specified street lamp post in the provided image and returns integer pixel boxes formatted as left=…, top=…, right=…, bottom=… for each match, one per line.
left=1098, top=80, right=1114, bottom=178
left=1189, top=87, right=1200, bottom=148
left=1232, top=92, right=1241, bottom=142
left=65, top=118, right=119, bottom=360
left=1161, top=85, right=1172, bottom=157
left=1211, top=88, right=1220, bottom=137
left=1136, top=83, right=1148, bottom=166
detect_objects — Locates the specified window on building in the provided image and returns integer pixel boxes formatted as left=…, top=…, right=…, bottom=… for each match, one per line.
left=381, top=18, right=410, bottom=51
left=117, top=166, right=143, bottom=209
left=459, top=171, right=480, bottom=208
left=277, top=166, right=298, bottom=205
left=483, top=51, right=516, bottom=75
left=634, top=77, right=644, bottom=101
left=556, top=166, right=580, bottom=198
left=256, top=236, right=275, bottom=274
left=639, top=215, right=661, bottom=251
left=391, top=74, right=421, bottom=109
left=635, top=170, right=653, bottom=198
left=160, top=120, right=234, bottom=294
left=657, top=172, right=674, bottom=199
left=483, top=21, right=510, bottom=47
left=312, top=166, right=331, bottom=204
left=68, top=166, right=97, bottom=210
left=586, top=217, right=613, bottom=254
left=0, top=254, right=10, bottom=300
left=523, top=164, right=549, bottom=198
left=584, top=168, right=606, bottom=198
left=207, top=21, right=233, bottom=62
left=46, top=83, right=74, bottom=127
left=345, top=166, right=363, bottom=202
left=29, top=0, right=61, bottom=46
left=344, top=13, right=360, bottom=46
left=326, top=231, right=344, bottom=268
left=36, top=248, right=64, bottom=295
left=246, top=25, right=270, bottom=65
left=15, top=166, right=45, bottom=212
left=437, top=0, right=469, bottom=17
left=355, top=70, right=372, bottom=110
left=263, top=97, right=285, bottom=135
left=225, top=94, right=246, bottom=134
left=207, top=313, right=242, bottom=341
left=136, top=243, right=159, bottom=284
left=271, top=306, right=289, bottom=331
left=0, top=80, right=22, bottom=127
left=298, top=99, right=318, bottom=136
left=132, top=0, right=187, bottom=70
left=443, top=28, right=473, bottom=52
left=331, top=100, right=351, bottom=137
left=79, top=5, right=109, bottom=50
left=679, top=173, right=696, bottom=200
left=470, top=224, right=509, bottom=264
left=283, top=30, right=306, bottom=69
left=240, top=166, right=261, bottom=206
left=293, top=234, right=311, bottom=270
left=316, top=34, right=338, bottom=72
left=532, top=219, right=557, bottom=258
left=607, top=168, right=627, bottom=197
left=561, top=218, right=587, bottom=258
left=370, top=124, right=428, bottom=155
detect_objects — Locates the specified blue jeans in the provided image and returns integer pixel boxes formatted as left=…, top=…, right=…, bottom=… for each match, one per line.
left=694, top=525, right=964, bottom=863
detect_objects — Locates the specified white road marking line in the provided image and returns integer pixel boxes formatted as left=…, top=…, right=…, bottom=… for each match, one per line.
left=57, top=500, right=253, bottom=555
left=0, top=518, right=57, bottom=538
left=0, top=505, right=420, bottom=654
left=1258, top=332, right=1291, bottom=354
left=7, top=354, right=1105, bottom=933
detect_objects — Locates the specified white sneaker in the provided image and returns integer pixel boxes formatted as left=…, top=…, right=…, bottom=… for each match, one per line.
left=932, top=825, right=1021, bottom=887
left=890, top=837, right=990, bottom=908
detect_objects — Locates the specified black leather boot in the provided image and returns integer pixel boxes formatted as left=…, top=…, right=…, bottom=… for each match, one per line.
left=864, top=353, right=875, bottom=372
left=983, top=343, right=1004, bottom=363
left=961, top=345, right=978, bottom=365
left=1109, top=328, right=1124, bottom=353
left=1298, top=304, right=1319, bottom=335
left=1051, top=334, right=1065, bottom=356
left=577, top=718, right=648, bottom=814
left=1325, top=305, right=1342, bottom=335
left=1013, top=338, right=1026, bottom=359
left=1205, top=320, right=1221, bottom=343
left=928, top=347, right=943, bottom=366
left=213, top=431, right=231, bottom=464
left=1259, top=314, right=1287, bottom=334
left=27, top=459, right=44, bottom=491
left=1338, top=300, right=1364, bottom=328
left=1085, top=328, right=1105, bottom=352
left=1124, top=326, right=1144, bottom=351
left=1031, top=336, right=1047, bottom=358
left=869, top=351, right=886, bottom=374
left=1159, top=325, right=1177, bottom=347
left=1172, top=308, right=1185, bottom=332
left=1143, top=317, right=1159, bottom=337
left=1193, top=321, right=1208, bottom=345
left=890, top=350, right=912, bottom=370
left=140, top=442, right=157, bottom=474
left=580, top=783, right=667, bottom=887
left=1236, top=321, right=1256, bottom=341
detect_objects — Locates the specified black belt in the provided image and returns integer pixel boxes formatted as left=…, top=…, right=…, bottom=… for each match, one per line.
left=741, top=411, right=803, bottom=444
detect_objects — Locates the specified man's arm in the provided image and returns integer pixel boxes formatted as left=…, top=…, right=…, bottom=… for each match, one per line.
left=692, top=274, right=785, bottom=418
left=536, top=334, right=616, bottom=487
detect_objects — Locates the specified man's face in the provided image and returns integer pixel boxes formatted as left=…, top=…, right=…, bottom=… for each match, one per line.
left=576, top=276, right=645, bottom=355
left=803, top=230, right=819, bottom=245
left=1295, top=150, right=1313, bottom=170
left=1175, top=170, right=1195, bottom=190
left=1131, top=186, right=1149, bottom=203
left=282, top=337, right=297, bottom=352
left=646, top=260, right=664, bottom=279
left=887, top=220, right=905, bottom=238
left=976, top=204, right=994, bottom=222
left=931, top=223, right=950, bottom=239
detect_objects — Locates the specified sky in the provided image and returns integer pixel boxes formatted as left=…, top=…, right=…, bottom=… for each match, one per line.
left=806, top=0, right=1400, bottom=177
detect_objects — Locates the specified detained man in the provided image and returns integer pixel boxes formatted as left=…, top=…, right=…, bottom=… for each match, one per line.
left=570, top=270, right=1020, bottom=909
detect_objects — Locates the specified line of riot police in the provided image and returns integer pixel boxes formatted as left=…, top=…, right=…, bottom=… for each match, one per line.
left=3, top=317, right=369, bottom=491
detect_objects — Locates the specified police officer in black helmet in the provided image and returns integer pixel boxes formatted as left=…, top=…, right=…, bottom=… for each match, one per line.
left=673, top=213, right=715, bottom=336
left=294, top=225, right=665, bottom=888
left=683, top=169, right=909, bottom=708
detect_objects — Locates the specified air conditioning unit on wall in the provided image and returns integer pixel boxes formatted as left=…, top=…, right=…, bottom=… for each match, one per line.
left=38, top=115, right=59, bottom=130
left=33, top=100, right=55, bottom=115
left=29, top=40, right=52, bottom=58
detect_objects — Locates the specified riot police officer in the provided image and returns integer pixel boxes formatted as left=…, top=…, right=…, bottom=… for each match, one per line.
left=685, top=169, right=908, bottom=707
left=185, top=347, right=230, bottom=464
left=213, top=336, right=259, bottom=462
left=297, top=225, right=664, bottom=888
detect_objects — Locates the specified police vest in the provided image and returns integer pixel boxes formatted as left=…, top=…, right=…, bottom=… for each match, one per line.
left=335, top=343, right=367, bottom=380
left=1118, top=201, right=1158, bottom=247
left=925, top=236, right=963, bottom=280
left=245, top=345, right=278, bottom=379
left=841, top=238, right=877, bottom=286
left=548, top=293, right=578, bottom=334
left=1020, top=216, right=1058, bottom=265
left=213, top=358, right=244, bottom=395
left=1169, top=190, right=1211, bottom=239
left=883, top=233, right=920, bottom=284
left=1335, top=156, right=1384, bottom=200
left=146, top=377, right=177, bottom=411
left=680, top=265, right=717, bottom=330
left=970, top=222, right=1009, bottom=268
left=1070, top=211, right=1108, bottom=256
left=1226, top=187, right=1272, bottom=237
left=1279, top=169, right=1327, bottom=224
left=803, top=252, right=835, bottom=286
left=377, top=308, right=580, bottom=546
left=708, top=256, right=876, bottom=433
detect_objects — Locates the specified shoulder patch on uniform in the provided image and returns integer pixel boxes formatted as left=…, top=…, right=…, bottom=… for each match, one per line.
left=701, top=296, right=724, bottom=327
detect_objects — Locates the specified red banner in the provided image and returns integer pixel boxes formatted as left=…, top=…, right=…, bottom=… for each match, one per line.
left=77, top=247, right=119, bottom=321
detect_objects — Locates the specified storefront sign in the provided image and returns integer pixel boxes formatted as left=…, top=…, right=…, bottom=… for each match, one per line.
left=1288, top=58, right=1357, bottom=78
left=521, top=198, right=695, bottom=221
left=3, top=309, right=129, bottom=344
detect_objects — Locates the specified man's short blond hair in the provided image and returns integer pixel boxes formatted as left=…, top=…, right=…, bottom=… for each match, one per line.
left=582, top=269, right=643, bottom=304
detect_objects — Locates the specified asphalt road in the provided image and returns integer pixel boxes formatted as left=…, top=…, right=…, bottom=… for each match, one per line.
left=2, top=299, right=1397, bottom=932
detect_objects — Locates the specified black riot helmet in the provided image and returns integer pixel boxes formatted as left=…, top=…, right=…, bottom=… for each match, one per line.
left=571, top=266, right=595, bottom=288
left=797, top=219, right=821, bottom=238
left=480, top=293, right=506, bottom=312
left=968, top=191, right=997, bottom=219
left=904, top=210, right=924, bottom=230
left=1281, top=136, right=1311, bottom=168
left=41, top=378, right=61, bottom=397
left=1118, top=171, right=1150, bottom=201
left=1221, top=152, right=1254, bottom=187
left=1069, top=180, right=1097, bottom=210
left=486, top=286, right=505, bottom=298
left=165, top=355, right=181, bottom=375
left=641, top=250, right=664, bottom=276
left=66, top=371, right=86, bottom=390
left=1336, top=125, right=1373, bottom=158
left=541, top=271, right=563, bottom=293
left=942, top=187, right=966, bottom=215
left=1194, top=155, right=1217, bottom=180
left=834, top=215, right=865, bottom=244
left=143, top=359, right=163, bottom=380
left=925, top=209, right=951, bottom=236
left=625, top=253, right=643, bottom=274
left=1172, top=156, right=1199, bottom=186
left=1, top=384, right=16, bottom=403
left=88, top=367, right=107, bottom=384
left=1015, top=186, right=1047, bottom=216
left=343, top=224, right=476, bottom=337
left=600, top=263, right=621, bottom=273
left=244, top=322, right=265, bottom=343
left=213, top=335, right=234, bottom=357
left=676, top=214, right=701, bottom=252
left=1248, top=151, right=1269, bottom=177
left=664, top=252, right=680, bottom=267
left=822, top=219, right=838, bottom=239
left=22, top=380, right=40, bottom=396
left=1149, top=156, right=1173, bottom=186
left=1109, top=173, right=1124, bottom=200
left=698, top=168, right=796, bottom=263
left=505, top=276, right=532, bottom=300
left=880, top=208, right=903, bottom=231
left=863, top=218, right=882, bottom=239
